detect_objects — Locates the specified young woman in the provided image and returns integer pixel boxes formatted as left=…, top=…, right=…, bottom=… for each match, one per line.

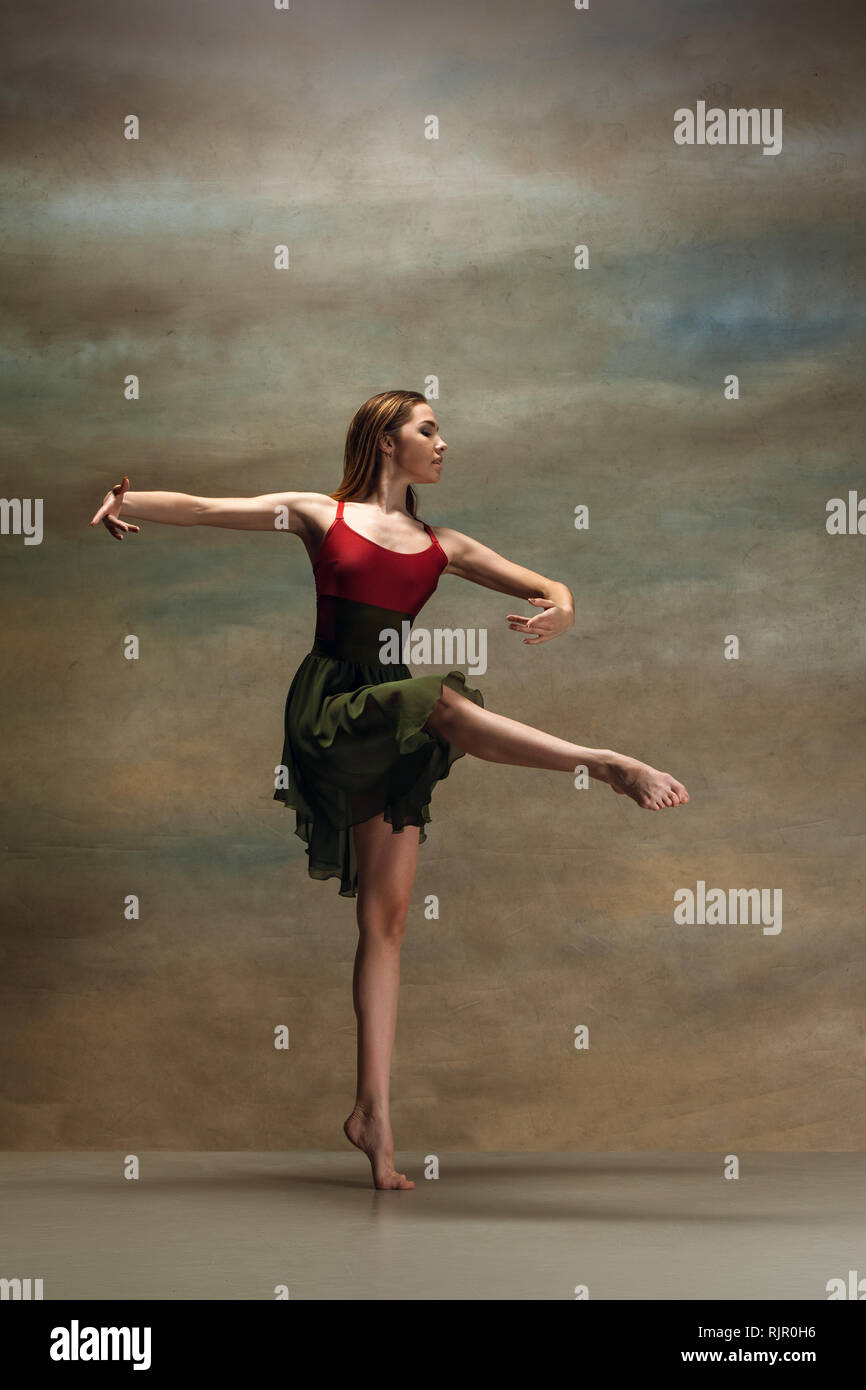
left=91, top=388, right=690, bottom=1191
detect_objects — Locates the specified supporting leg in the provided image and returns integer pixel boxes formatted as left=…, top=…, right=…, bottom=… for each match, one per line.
left=342, top=812, right=420, bottom=1191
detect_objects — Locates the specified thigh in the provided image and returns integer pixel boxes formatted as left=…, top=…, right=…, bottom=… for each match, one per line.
left=352, top=812, right=420, bottom=919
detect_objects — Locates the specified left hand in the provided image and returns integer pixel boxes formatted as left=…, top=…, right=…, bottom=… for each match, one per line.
left=506, top=597, right=574, bottom=645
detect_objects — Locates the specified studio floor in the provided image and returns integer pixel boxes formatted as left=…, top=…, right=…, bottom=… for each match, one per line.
left=1, top=1151, right=862, bottom=1300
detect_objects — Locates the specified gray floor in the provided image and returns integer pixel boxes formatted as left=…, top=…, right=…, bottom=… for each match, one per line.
left=2, top=1152, right=863, bottom=1300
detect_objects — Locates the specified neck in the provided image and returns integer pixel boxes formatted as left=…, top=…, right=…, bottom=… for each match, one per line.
left=356, top=463, right=412, bottom=514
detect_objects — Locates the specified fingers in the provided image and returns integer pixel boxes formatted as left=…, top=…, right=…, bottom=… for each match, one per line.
left=508, top=622, right=547, bottom=641
left=506, top=613, right=567, bottom=645
left=506, top=612, right=564, bottom=640
left=506, top=601, right=556, bottom=621
left=102, top=518, right=139, bottom=539
left=507, top=618, right=553, bottom=643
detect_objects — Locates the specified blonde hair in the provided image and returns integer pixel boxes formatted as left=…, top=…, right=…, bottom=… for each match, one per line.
left=331, top=390, right=430, bottom=518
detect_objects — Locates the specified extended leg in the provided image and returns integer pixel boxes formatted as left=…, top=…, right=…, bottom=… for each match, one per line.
left=342, top=812, right=419, bottom=1191
left=423, top=685, right=690, bottom=810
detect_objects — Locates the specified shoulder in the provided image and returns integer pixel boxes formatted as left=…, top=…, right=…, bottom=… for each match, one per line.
left=424, top=523, right=471, bottom=548
left=423, top=523, right=473, bottom=568
left=289, top=491, right=338, bottom=517
left=283, top=491, right=339, bottom=536
left=425, top=524, right=512, bottom=579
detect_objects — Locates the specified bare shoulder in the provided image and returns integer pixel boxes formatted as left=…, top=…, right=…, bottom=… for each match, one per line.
left=285, top=491, right=338, bottom=537
left=426, top=524, right=482, bottom=571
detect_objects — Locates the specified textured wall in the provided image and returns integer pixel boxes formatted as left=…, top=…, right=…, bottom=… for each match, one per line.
left=2, top=0, right=864, bottom=1149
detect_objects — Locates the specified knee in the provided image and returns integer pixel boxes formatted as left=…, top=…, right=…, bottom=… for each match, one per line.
left=437, top=683, right=463, bottom=709
left=357, top=896, right=411, bottom=944
left=427, top=682, right=461, bottom=728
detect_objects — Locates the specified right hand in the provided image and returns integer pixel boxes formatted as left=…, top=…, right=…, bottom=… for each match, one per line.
left=90, top=476, right=140, bottom=540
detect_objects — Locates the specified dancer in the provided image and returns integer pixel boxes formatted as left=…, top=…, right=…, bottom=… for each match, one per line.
left=91, top=389, right=689, bottom=1190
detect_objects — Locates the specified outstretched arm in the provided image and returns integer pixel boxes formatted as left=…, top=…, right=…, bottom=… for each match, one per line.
left=90, top=477, right=307, bottom=538
left=431, top=525, right=575, bottom=645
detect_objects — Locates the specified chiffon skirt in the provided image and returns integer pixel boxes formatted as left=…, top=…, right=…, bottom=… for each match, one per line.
left=273, top=603, right=485, bottom=898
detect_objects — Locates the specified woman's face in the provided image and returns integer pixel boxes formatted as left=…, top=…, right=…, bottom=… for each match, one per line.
left=387, top=403, right=447, bottom=483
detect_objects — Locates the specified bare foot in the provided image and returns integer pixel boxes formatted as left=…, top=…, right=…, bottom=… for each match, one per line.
left=343, top=1104, right=415, bottom=1190
left=604, top=754, right=690, bottom=810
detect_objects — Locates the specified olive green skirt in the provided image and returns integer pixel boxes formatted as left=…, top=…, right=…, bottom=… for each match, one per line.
left=273, top=604, right=485, bottom=898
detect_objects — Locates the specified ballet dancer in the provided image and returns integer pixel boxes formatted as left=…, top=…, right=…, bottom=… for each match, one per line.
left=91, top=389, right=689, bottom=1189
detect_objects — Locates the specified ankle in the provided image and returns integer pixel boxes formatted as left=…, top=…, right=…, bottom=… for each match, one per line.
left=587, top=748, right=617, bottom=784
left=351, top=1099, right=389, bottom=1120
